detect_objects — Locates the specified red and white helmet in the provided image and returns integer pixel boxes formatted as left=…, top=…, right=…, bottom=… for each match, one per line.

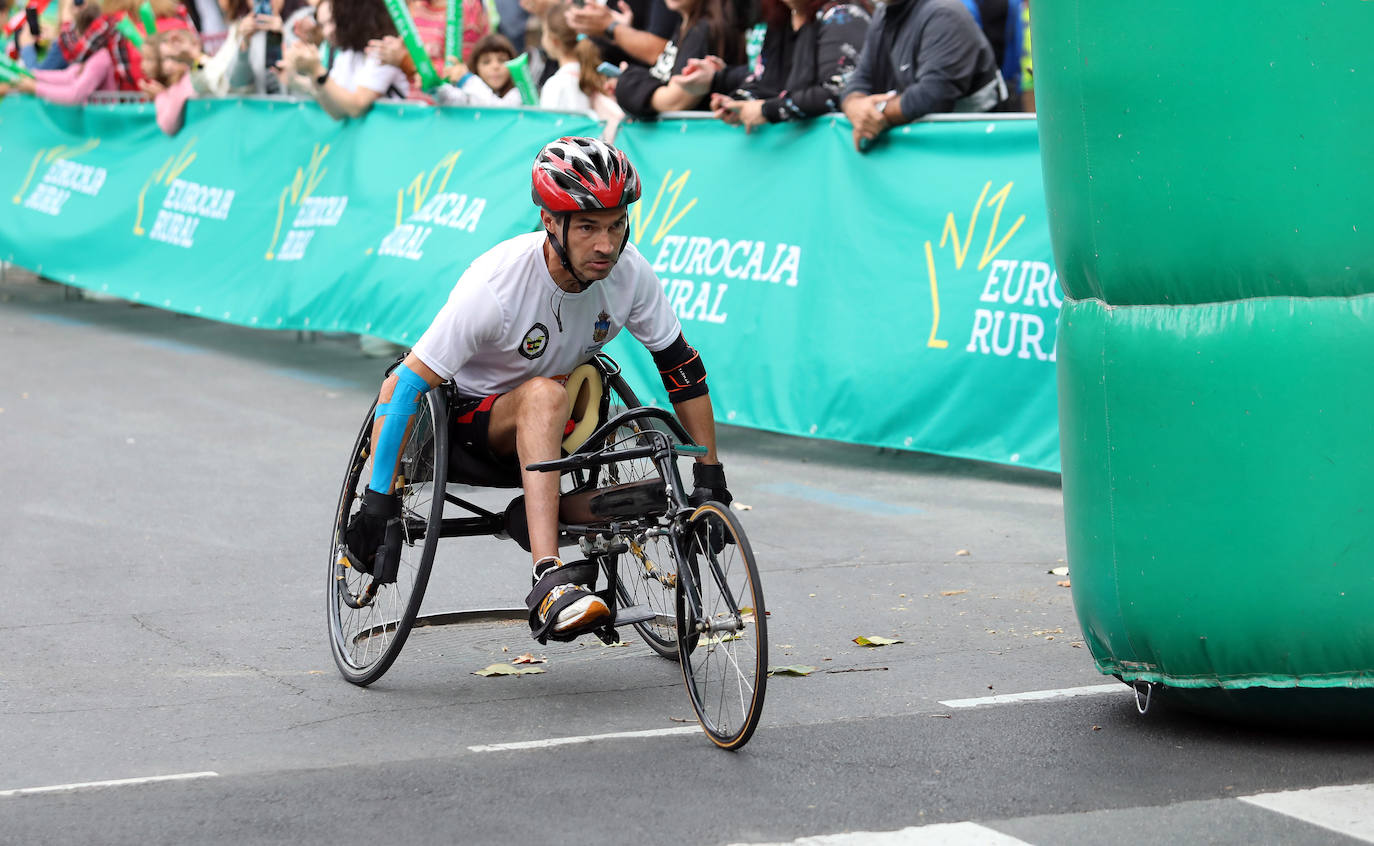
left=531, top=136, right=642, bottom=213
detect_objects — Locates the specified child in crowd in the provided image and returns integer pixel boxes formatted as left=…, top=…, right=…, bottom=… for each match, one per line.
left=538, top=2, right=621, bottom=120
left=454, top=32, right=520, bottom=104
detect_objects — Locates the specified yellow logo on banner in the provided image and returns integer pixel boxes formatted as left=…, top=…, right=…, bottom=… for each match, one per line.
left=12, top=138, right=101, bottom=204
left=265, top=143, right=331, bottom=260
left=133, top=138, right=198, bottom=236
left=395, top=151, right=462, bottom=228
left=629, top=170, right=697, bottom=246
left=924, top=181, right=1025, bottom=349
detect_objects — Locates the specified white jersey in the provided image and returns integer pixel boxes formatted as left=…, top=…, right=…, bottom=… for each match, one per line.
left=411, top=231, right=682, bottom=397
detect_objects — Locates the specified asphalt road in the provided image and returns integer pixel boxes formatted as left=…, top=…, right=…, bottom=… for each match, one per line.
left=2, top=267, right=1372, bottom=846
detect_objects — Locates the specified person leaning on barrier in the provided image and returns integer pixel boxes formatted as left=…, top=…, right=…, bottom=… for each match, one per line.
left=840, top=0, right=1003, bottom=151
left=562, top=0, right=680, bottom=71
left=613, top=0, right=741, bottom=118
left=282, top=0, right=411, bottom=119
left=342, top=136, right=733, bottom=643
left=671, top=0, right=871, bottom=133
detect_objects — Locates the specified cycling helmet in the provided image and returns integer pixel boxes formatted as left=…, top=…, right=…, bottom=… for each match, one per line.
left=532, top=136, right=642, bottom=213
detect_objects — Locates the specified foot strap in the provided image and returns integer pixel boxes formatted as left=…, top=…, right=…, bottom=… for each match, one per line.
left=525, top=559, right=598, bottom=643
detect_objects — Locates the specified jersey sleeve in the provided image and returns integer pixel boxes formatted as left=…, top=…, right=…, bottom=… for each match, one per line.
left=622, top=246, right=683, bottom=353
left=410, top=274, right=505, bottom=381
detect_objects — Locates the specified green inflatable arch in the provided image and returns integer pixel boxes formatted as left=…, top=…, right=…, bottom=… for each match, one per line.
left=1037, top=3, right=1374, bottom=719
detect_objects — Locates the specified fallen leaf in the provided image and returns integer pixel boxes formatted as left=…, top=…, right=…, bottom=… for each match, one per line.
left=473, top=663, right=545, bottom=677
left=511, top=653, right=546, bottom=665
left=1049, top=566, right=1069, bottom=576
left=929, top=714, right=952, bottom=719
left=599, top=640, right=631, bottom=648
left=854, top=635, right=903, bottom=647
left=730, top=502, right=753, bottom=511
left=1033, top=628, right=1064, bottom=636
left=701, top=632, right=742, bottom=645
left=940, top=589, right=968, bottom=597
left=668, top=716, right=694, bottom=723
left=955, top=549, right=970, bottom=556
left=768, top=665, right=817, bottom=677
left=779, top=644, right=794, bottom=649
left=1092, top=725, right=1102, bottom=731
left=1057, top=579, right=1072, bottom=588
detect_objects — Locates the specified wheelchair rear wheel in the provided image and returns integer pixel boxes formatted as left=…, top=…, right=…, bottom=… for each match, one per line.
left=676, top=502, right=767, bottom=750
left=326, top=391, right=448, bottom=685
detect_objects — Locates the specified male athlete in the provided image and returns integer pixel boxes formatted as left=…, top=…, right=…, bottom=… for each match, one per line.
left=342, top=136, right=731, bottom=642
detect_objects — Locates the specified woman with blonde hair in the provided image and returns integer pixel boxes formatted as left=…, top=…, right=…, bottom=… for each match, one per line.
left=538, top=2, right=621, bottom=119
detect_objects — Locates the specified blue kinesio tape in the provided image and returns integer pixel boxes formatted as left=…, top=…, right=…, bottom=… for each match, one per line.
left=368, top=363, right=432, bottom=493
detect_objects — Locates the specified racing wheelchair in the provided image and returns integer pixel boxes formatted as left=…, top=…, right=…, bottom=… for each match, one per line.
left=326, top=353, right=767, bottom=750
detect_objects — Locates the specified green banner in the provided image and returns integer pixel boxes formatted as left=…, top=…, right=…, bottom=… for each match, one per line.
left=0, top=97, right=599, bottom=345
left=0, top=99, right=1061, bottom=471
left=608, top=116, right=1061, bottom=471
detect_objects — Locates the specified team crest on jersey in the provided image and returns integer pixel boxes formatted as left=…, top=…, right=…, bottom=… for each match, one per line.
left=520, top=322, right=550, bottom=360
left=592, top=311, right=611, bottom=344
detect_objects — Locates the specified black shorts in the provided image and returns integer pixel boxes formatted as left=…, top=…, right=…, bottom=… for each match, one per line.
left=450, top=393, right=522, bottom=486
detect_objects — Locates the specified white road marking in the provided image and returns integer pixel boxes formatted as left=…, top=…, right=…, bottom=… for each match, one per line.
left=730, top=821, right=1032, bottom=845
left=939, top=683, right=1126, bottom=709
left=469, top=726, right=699, bottom=752
left=0, top=771, right=219, bottom=798
left=1240, top=783, right=1374, bottom=841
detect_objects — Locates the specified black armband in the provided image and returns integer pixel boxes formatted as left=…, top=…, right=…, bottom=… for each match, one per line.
left=651, top=333, right=709, bottom=402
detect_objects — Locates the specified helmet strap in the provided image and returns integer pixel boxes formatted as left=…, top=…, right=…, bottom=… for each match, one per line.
left=547, top=215, right=593, bottom=292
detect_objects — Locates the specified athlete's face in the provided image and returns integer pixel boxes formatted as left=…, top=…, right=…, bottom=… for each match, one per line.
left=545, top=208, right=628, bottom=282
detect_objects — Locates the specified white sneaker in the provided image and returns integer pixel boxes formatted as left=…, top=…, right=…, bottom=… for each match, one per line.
left=539, top=583, right=611, bottom=633
left=532, top=557, right=610, bottom=634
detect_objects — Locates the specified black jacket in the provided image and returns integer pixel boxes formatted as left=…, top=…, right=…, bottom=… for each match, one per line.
left=841, top=0, right=1001, bottom=119
left=715, top=1, right=871, bottom=122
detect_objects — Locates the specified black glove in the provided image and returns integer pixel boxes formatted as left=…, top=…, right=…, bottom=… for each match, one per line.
left=690, top=461, right=732, bottom=508
left=689, top=462, right=732, bottom=553
left=343, top=489, right=401, bottom=577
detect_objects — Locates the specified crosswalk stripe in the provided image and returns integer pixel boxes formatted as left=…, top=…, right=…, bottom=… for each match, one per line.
left=729, top=822, right=1032, bottom=845
left=1240, top=783, right=1374, bottom=842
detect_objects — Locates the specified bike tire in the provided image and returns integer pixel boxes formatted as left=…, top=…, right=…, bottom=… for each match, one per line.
left=676, top=502, right=767, bottom=750
left=326, top=390, right=448, bottom=686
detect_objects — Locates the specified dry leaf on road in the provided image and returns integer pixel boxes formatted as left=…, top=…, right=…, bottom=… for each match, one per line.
left=768, top=665, right=817, bottom=677
left=940, top=589, right=968, bottom=597
left=854, top=635, right=903, bottom=647
left=511, top=653, right=546, bottom=665
left=1057, top=579, right=1072, bottom=588
left=473, top=663, right=545, bottom=677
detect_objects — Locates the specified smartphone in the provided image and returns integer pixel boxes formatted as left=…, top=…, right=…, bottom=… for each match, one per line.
left=596, top=61, right=621, bottom=78
left=25, top=5, right=40, bottom=37
left=254, top=0, right=272, bottom=16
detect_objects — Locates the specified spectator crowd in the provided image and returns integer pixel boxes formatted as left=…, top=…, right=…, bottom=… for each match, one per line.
left=0, top=0, right=1034, bottom=142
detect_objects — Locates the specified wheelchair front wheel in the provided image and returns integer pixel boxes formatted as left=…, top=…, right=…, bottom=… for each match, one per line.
left=676, top=502, right=767, bottom=750
left=326, top=390, right=448, bottom=686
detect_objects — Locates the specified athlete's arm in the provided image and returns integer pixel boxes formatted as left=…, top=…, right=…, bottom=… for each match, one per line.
left=672, top=393, right=719, bottom=465
left=651, top=332, right=720, bottom=465
left=367, top=353, right=444, bottom=494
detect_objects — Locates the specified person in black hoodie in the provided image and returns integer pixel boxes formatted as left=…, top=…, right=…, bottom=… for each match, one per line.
left=613, top=0, right=742, bottom=118
left=692, top=0, right=870, bottom=131
left=840, top=0, right=1003, bottom=151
